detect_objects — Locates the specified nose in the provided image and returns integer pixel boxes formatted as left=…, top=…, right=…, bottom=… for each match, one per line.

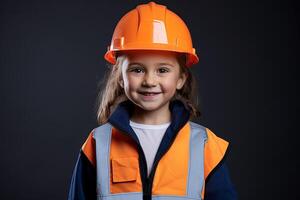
left=142, top=72, right=157, bottom=87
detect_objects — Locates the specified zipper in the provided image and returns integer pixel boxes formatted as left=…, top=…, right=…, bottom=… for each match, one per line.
left=111, top=122, right=186, bottom=200
left=147, top=129, right=179, bottom=199
left=112, top=123, right=151, bottom=199
left=132, top=128, right=180, bottom=200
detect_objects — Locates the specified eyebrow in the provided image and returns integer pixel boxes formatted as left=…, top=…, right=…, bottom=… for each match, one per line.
left=128, top=62, right=144, bottom=67
left=128, top=62, right=175, bottom=67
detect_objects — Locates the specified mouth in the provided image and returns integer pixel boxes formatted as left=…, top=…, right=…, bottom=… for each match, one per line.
left=138, top=91, right=162, bottom=101
left=138, top=92, right=161, bottom=96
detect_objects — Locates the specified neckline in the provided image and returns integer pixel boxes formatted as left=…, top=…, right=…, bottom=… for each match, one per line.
left=129, top=120, right=171, bottom=129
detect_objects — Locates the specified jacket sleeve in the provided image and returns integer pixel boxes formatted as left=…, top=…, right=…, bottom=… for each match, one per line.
left=68, top=131, right=97, bottom=200
left=204, top=161, right=238, bottom=200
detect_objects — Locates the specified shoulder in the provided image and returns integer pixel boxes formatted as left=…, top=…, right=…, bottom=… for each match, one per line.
left=80, top=123, right=114, bottom=167
left=92, top=123, right=113, bottom=138
left=189, top=121, right=207, bottom=133
left=188, top=121, right=229, bottom=145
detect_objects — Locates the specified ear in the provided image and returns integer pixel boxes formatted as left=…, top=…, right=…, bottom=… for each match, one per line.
left=176, top=72, right=187, bottom=90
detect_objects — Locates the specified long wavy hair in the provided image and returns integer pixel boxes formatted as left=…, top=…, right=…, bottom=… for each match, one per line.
left=95, top=52, right=201, bottom=125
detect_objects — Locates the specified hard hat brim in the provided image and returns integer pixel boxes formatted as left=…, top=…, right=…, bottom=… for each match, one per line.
left=104, top=48, right=199, bottom=67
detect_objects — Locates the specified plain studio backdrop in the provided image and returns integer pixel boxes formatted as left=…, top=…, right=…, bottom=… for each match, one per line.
left=0, top=0, right=299, bottom=199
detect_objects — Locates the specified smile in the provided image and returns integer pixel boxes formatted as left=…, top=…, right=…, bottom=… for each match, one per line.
left=138, top=91, right=161, bottom=95
left=138, top=92, right=161, bottom=100
left=140, top=92, right=161, bottom=96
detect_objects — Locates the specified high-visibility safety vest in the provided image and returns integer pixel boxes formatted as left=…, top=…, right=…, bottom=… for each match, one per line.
left=68, top=100, right=231, bottom=200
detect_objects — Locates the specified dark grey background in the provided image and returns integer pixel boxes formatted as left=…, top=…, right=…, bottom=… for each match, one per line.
left=1, top=0, right=299, bottom=199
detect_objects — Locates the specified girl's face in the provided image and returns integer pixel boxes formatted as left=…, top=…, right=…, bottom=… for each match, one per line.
left=119, top=50, right=187, bottom=113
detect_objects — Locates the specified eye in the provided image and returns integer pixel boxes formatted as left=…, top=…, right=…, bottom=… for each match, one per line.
left=158, top=67, right=169, bottom=73
left=128, top=67, right=144, bottom=73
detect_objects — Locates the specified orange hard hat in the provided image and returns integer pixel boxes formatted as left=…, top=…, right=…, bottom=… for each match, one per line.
left=104, top=1, right=199, bottom=67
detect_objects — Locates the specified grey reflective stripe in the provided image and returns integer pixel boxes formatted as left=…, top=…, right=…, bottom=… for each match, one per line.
left=93, top=122, right=207, bottom=200
left=187, top=122, right=208, bottom=199
left=93, top=123, right=113, bottom=196
left=153, top=196, right=201, bottom=200
left=97, top=192, right=142, bottom=200
left=97, top=193, right=201, bottom=200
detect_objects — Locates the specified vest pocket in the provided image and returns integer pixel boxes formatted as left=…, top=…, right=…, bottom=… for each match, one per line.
left=111, top=157, right=138, bottom=183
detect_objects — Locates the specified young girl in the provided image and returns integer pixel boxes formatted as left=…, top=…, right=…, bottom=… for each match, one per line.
left=68, top=2, right=237, bottom=200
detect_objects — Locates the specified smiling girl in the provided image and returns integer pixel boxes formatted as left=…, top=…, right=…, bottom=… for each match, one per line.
left=68, top=2, right=237, bottom=200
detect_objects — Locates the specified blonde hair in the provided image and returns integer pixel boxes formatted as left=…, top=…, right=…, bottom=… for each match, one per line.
left=95, top=52, right=201, bottom=125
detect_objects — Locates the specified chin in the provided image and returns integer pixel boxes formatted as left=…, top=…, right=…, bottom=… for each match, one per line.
left=138, top=103, right=160, bottom=110
left=141, top=101, right=170, bottom=111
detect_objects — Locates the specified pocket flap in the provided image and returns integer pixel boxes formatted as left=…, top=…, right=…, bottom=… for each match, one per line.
left=111, top=157, right=138, bottom=183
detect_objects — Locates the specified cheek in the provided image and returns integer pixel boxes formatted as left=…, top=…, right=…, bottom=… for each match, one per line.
left=161, top=78, right=178, bottom=92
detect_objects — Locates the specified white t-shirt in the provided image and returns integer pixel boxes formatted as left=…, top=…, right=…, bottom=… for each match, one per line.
left=129, top=120, right=171, bottom=177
